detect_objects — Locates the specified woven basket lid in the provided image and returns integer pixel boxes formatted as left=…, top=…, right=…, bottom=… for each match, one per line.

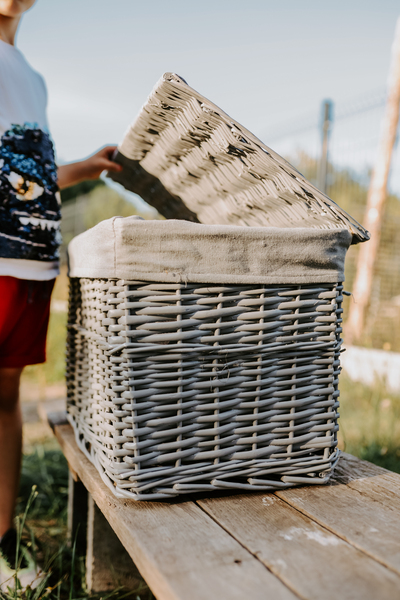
left=68, top=216, right=352, bottom=284
left=108, top=73, right=369, bottom=245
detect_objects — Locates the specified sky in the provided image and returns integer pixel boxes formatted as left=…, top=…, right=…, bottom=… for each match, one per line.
left=16, top=0, right=400, bottom=191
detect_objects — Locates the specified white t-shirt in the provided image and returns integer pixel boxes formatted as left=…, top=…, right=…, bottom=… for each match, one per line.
left=0, top=39, right=60, bottom=280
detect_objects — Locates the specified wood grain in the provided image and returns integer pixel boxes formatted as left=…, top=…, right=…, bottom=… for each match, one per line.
left=55, top=424, right=298, bottom=600
left=54, top=422, right=400, bottom=600
left=334, top=453, right=400, bottom=511
left=275, top=455, right=400, bottom=574
left=198, top=492, right=400, bottom=600
left=86, top=496, right=142, bottom=592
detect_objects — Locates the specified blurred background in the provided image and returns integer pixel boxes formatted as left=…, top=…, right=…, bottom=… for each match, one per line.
left=13, top=3, right=400, bottom=595
left=19, top=0, right=400, bottom=463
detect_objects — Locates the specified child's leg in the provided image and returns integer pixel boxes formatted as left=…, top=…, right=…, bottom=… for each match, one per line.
left=0, top=367, right=23, bottom=537
left=0, top=276, right=54, bottom=537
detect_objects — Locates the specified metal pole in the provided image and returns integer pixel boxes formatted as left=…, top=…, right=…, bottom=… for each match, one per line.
left=317, top=99, right=333, bottom=194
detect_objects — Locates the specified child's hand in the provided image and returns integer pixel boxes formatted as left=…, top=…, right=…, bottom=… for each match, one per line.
left=57, top=146, right=123, bottom=189
left=79, top=146, right=122, bottom=180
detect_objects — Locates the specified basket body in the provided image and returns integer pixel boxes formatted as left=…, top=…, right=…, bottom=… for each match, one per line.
left=67, top=277, right=343, bottom=500
left=65, top=69, right=366, bottom=500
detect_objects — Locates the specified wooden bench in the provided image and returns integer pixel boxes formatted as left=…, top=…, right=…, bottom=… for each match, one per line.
left=49, top=412, right=400, bottom=600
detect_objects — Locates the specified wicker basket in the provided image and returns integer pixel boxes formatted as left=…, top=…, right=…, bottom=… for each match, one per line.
left=67, top=219, right=351, bottom=500
left=66, top=73, right=369, bottom=499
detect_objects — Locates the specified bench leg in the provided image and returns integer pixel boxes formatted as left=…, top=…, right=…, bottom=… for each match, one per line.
left=67, top=470, right=88, bottom=553
left=86, top=495, right=142, bottom=593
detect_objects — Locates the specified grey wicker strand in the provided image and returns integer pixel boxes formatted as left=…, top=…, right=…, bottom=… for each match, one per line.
left=109, top=72, right=369, bottom=245
left=67, top=277, right=343, bottom=500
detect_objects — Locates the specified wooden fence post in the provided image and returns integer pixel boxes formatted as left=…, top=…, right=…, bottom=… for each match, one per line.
left=346, top=17, right=400, bottom=344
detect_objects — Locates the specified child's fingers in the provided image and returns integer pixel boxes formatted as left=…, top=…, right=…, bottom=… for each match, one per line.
left=106, top=161, right=123, bottom=172
left=97, top=146, right=122, bottom=171
left=86, top=146, right=122, bottom=177
left=100, top=145, right=118, bottom=160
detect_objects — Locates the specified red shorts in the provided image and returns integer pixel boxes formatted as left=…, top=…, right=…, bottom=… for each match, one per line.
left=0, top=276, right=55, bottom=368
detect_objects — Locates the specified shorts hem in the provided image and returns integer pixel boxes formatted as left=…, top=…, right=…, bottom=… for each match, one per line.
left=0, top=355, right=46, bottom=368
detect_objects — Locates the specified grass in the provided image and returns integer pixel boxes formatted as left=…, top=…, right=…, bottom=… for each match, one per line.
left=338, top=373, right=400, bottom=473
left=3, top=446, right=154, bottom=600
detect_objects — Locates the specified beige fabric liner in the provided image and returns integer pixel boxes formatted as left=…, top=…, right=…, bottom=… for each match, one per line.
left=68, top=216, right=351, bottom=284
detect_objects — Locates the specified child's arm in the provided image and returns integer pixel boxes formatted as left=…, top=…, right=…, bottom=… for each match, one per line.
left=57, top=145, right=122, bottom=190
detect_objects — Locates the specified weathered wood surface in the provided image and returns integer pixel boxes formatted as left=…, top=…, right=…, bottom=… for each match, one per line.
left=53, top=421, right=400, bottom=600
left=275, top=453, right=400, bottom=575
left=198, top=493, right=400, bottom=600
left=333, top=452, right=400, bottom=509
left=54, top=424, right=297, bottom=600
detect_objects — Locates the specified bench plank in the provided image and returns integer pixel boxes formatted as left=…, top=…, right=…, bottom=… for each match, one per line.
left=197, top=492, right=400, bottom=600
left=334, top=453, right=400, bottom=509
left=274, top=455, right=400, bottom=575
left=54, top=424, right=298, bottom=600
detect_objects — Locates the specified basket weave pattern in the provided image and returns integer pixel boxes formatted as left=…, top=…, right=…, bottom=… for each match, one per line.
left=67, top=277, right=343, bottom=500
left=110, top=73, right=369, bottom=244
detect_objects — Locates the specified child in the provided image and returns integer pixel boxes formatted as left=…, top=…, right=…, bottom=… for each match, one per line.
left=0, top=0, right=122, bottom=588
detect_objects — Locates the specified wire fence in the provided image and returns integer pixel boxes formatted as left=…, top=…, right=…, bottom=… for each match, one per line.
left=62, top=89, right=400, bottom=352
left=265, top=89, right=400, bottom=352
